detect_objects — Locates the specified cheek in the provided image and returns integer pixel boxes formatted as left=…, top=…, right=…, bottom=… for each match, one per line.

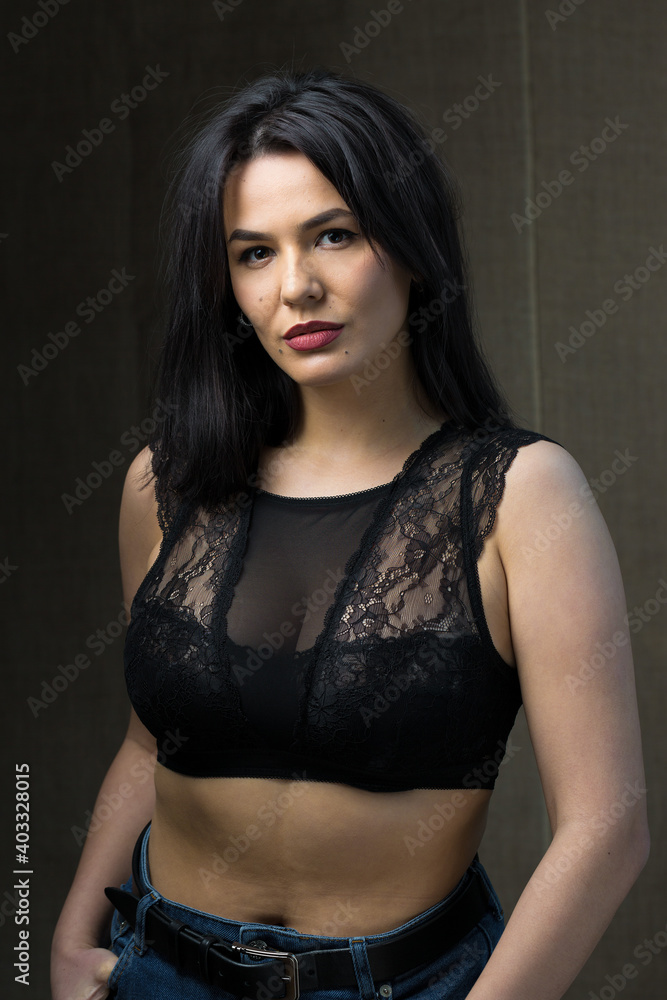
left=343, top=257, right=385, bottom=310
left=352, top=258, right=411, bottom=322
left=230, top=269, right=255, bottom=307
left=229, top=270, right=271, bottom=328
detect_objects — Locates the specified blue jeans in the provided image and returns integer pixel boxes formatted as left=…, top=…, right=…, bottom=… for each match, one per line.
left=107, top=824, right=504, bottom=1000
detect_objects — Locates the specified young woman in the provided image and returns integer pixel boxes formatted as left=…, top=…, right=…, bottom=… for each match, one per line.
left=51, top=67, right=649, bottom=1000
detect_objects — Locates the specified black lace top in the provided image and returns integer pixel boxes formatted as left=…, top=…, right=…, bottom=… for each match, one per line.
left=124, top=420, right=557, bottom=792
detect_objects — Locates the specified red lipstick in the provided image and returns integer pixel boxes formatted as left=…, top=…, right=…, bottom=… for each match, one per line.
left=283, top=321, right=344, bottom=352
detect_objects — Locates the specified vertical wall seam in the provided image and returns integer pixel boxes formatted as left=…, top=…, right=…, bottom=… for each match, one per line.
left=518, top=0, right=549, bottom=855
left=518, top=0, right=543, bottom=433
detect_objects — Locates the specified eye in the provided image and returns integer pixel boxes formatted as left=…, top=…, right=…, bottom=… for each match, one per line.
left=235, top=228, right=358, bottom=265
left=237, top=245, right=274, bottom=264
left=317, top=228, right=357, bottom=246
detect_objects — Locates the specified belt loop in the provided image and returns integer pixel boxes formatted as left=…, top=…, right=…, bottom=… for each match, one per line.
left=348, top=938, right=377, bottom=1000
left=133, top=890, right=160, bottom=956
left=197, top=934, right=220, bottom=985
left=137, top=821, right=152, bottom=888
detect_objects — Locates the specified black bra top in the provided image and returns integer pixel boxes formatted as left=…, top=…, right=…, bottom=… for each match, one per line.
left=124, top=421, right=558, bottom=792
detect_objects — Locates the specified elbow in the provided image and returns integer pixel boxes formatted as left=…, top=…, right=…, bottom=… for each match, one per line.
left=563, top=794, right=651, bottom=887
left=605, top=799, right=651, bottom=885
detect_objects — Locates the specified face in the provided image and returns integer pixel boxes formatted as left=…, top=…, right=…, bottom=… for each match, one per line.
left=222, top=150, right=416, bottom=388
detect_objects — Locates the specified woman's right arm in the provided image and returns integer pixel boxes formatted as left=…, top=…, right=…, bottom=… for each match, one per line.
left=50, top=446, right=163, bottom=1000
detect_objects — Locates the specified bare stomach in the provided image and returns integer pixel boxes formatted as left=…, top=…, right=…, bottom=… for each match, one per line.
left=147, top=766, right=492, bottom=936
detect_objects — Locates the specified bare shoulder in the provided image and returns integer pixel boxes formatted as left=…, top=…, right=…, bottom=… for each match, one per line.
left=119, top=446, right=163, bottom=610
left=504, top=437, right=586, bottom=500
left=495, top=437, right=601, bottom=548
left=120, top=445, right=161, bottom=535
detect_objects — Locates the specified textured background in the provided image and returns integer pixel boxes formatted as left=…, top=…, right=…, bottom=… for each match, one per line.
left=2, top=1, right=665, bottom=997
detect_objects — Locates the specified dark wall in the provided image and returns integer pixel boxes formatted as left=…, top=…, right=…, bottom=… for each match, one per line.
left=2, top=2, right=665, bottom=997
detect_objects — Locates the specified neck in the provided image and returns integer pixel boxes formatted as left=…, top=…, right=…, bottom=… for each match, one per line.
left=288, top=360, right=447, bottom=464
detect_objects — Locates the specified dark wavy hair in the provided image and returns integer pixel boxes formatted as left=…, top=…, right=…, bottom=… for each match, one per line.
left=143, top=66, right=514, bottom=510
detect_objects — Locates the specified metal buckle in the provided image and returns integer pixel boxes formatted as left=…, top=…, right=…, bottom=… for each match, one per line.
left=231, top=941, right=301, bottom=1000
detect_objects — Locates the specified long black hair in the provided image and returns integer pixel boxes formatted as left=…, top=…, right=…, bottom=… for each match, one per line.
left=144, top=66, right=514, bottom=511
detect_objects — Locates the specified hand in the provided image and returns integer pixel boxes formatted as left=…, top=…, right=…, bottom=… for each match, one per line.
left=51, top=945, right=119, bottom=1000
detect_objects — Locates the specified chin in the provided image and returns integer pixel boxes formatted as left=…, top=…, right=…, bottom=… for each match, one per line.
left=277, top=353, right=356, bottom=383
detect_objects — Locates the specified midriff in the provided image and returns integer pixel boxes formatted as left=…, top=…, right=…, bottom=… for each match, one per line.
left=146, top=770, right=492, bottom=936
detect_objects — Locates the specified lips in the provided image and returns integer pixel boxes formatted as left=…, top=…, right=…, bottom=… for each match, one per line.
left=283, top=321, right=344, bottom=340
left=286, top=328, right=343, bottom=351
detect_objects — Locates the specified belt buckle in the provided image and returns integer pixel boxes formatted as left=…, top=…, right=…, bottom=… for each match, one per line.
left=231, top=941, right=300, bottom=1000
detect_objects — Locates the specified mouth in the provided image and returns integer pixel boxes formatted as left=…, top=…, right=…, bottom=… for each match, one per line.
left=283, top=321, right=344, bottom=352
left=283, top=321, right=344, bottom=339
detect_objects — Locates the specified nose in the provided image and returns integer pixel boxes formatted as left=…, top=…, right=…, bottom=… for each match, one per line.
left=279, top=250, right=324, bottom=307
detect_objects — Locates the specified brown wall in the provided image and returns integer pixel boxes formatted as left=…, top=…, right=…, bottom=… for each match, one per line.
left=2, top=2, right=665, bottom=997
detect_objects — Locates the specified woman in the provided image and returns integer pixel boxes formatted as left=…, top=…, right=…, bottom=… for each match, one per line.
left=51, top=67, right=649, bottom=1000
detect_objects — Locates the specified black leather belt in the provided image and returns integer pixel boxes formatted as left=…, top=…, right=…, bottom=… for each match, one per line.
left=105, top=826, right=491, bottom=998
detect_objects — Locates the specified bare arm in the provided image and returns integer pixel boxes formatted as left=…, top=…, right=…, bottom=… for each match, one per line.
left=466, top=441, right=650, bottom=1000
left=51, top=446, right=163, bottom=998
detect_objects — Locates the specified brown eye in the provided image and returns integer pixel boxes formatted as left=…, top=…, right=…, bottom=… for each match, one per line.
left=318, top=229, right=357, bottom=246
left=238, top=246, right=273, bottom=263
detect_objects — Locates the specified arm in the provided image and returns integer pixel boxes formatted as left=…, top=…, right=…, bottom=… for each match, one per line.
left=466, top=441, right=650, bottom=1000
left=51, top=446, right=163, bottom=1000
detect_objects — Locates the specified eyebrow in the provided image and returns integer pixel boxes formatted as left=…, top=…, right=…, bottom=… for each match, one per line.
left=226, top=208, right=356, bottom=244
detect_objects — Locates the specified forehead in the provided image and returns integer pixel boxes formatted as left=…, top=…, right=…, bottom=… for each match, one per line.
left=222, top=151, right=348, bottom=229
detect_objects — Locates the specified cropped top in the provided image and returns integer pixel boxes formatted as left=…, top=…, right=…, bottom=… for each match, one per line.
left=124, top=420, right=556, bottom=792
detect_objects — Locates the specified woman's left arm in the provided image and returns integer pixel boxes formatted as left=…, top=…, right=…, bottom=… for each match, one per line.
left=467, top=440, right=650, bottom=1000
